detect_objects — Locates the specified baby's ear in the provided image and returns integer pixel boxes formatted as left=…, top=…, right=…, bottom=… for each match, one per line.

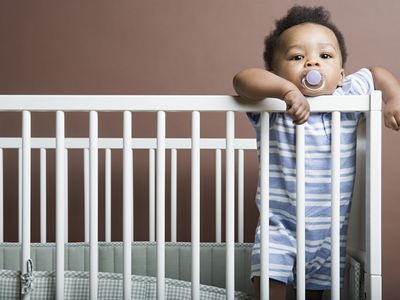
left=338, top=69, right=345, bottom=86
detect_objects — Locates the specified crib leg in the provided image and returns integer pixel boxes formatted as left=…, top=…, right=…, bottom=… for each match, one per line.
left=364, top=273, right=382, bottom=300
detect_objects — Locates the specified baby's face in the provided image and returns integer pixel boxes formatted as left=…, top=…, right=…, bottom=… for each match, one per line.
left=271, top=23, right=344, bottom=97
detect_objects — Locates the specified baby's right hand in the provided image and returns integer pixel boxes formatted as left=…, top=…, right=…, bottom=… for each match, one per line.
left=283, top=89, right=310, bottom=125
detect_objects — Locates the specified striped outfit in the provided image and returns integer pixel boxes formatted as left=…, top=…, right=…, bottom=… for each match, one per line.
left=248, top=68, right=374, bottom=289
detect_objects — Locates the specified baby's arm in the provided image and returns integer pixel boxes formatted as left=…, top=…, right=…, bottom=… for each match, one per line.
left=369, top=66, right=400, bottom=131
left=233, top=68, right=310, bottom=124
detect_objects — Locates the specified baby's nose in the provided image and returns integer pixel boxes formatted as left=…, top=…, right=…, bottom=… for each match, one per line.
left=306, top=60, right=320, bottom=67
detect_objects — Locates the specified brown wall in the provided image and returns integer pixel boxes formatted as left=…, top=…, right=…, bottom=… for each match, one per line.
left=0, top=1, right=399, bottom=298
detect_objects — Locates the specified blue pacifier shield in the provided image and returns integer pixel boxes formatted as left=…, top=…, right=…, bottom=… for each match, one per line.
left=305, top=70, right=322, bottom=86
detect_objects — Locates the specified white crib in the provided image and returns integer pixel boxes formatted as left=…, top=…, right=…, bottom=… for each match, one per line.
left=0, top=94, right=382, bottom=300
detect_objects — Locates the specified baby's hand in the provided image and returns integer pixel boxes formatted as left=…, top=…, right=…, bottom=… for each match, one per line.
left=283, top=89, right=310, bottom=125
left=383, top=97, right=400, bottom=131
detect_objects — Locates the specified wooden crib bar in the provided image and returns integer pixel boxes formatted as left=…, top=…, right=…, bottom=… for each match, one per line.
left=156, top=111, right=166, bottom=300
left=226, top=111, right=235, bottom=299
left=259, top=112, right=270, bottom=299
left=366, top=91, right=383, bottom=299
left=123, top=111, right=133, bottom=300
left=21, top=111, right=31, bottom=299
left=0, top=149, right=3, bottom=243
left=55, top=110, right=65, bottom=300
left=191, top=111, right=200, bottom=300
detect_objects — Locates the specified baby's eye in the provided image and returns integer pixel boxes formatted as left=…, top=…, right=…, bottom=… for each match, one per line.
left=291, top=55, right=304, bottom=61
left=320, top=53, right=332, bottom=59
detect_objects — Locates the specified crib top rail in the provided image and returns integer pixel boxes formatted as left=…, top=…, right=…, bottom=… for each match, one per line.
left=0, top=93, right=381, bottom=112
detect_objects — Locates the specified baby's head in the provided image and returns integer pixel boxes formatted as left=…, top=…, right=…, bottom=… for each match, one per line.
left=264, top=6, right=347, bottom=96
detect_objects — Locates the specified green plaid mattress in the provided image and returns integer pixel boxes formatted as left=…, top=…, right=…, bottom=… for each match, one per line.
left=0, top=270, right=253, bottom=299
left=0, top=242, right=254, bottom=296
left=0, top=242, right=362, bottom=299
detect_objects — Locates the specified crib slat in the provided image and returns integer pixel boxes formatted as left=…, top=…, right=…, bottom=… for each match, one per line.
left=296, top=124, right=306, bottom=300
left=89, top=111, right=99, bottom=300
left=226, top=111, right=235, bottom=299
left=157, top=111, right=166, bottom=300
left=215, top=149, right=222, bottom=243
left=64, top=149, right=68, bottom=243
left=105, top=148, right=112, bottom=243
left=260, top=112, right=270, bottom=300
left=331, top=111, right=341, bottom=300
left=21, top=110, right=31, bottom=300
left=191, top=111, right=200, bottom=300
left=56, top=111, right=65, bottom=300
left=0, top=149, right=3, bottom=242
left=123, top=111, right=133, bottom=299
left=40, top=149, right=47, bottom=243
left=171, top=149, right=177, bottom=242
left=84, top=148, right=89, bottom=243
left=238, top=149, right=244, bottom=243
left=149, top=149, right=155, bottom=242
left=18, top=148, right=22, bottom=242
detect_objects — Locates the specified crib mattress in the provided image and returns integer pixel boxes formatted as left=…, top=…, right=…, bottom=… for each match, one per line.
left=0, top=242, right=254, bottom=299
left=0, top=269, right=252, bottom=299
left=0, top=242, right=362, bottom=300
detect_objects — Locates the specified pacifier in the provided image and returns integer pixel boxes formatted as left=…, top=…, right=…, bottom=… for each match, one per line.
left=301, top=69, right=325, bottom=92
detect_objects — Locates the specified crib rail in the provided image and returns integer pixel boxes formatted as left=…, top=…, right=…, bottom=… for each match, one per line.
left=0, top=93, right=382, bottom=300
left=0, top=94, right=371, bottom=112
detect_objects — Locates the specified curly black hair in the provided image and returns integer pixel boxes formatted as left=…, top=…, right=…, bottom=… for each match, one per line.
left=264, top=6, right=347, bottom=70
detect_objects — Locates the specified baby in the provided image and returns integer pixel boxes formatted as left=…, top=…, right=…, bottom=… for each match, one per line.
left=233, top=6, right=400, bottom=300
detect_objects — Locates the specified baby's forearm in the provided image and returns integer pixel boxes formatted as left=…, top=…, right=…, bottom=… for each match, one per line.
left=369, top=66, right=400, bottom=103
left=233, top=68, right=297, bottom=101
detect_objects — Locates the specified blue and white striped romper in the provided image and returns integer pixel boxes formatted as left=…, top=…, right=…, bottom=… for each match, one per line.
left=247, top=68, right=374, bottom=290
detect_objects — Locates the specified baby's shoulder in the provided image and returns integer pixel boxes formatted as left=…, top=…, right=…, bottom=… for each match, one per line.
left=335, top=68, right=374, bottom=96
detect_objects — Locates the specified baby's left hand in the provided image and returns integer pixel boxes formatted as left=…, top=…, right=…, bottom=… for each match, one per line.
left=383, top=97, right=400, bottom=131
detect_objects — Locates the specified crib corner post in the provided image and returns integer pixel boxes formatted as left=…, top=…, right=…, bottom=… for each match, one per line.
left=365, top=90, right=382, bottom=300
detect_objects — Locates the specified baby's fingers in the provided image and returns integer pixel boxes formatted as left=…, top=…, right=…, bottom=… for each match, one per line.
left=286, top=105, right=299, bottom=119
left=395, top=111, right=400, bottom=129
left=384, top=112, right=400, bottom=131
left=287, top=106, right=309, bottom=125
left=294, top=110, right=310, bottom=125
left=298, top=102, right=310, bottom=123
